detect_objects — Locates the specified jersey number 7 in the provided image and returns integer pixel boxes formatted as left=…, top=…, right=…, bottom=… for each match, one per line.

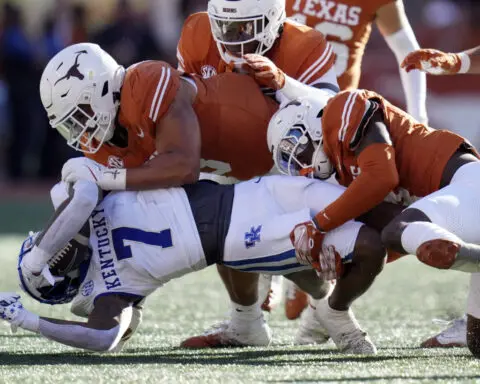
left=112, top=227, right=173, bottom=260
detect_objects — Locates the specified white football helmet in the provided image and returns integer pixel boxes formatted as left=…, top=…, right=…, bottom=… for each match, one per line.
left=267, top=93, right=335, bottom=180
left=208, top=0, right=286, bottom=64
left=40, top=43, right=126, bottom=154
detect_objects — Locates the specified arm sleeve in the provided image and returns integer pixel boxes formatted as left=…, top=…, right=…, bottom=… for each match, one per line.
left=296, top=41, right=337, bottom=87
left=314, top=143, right=399, bottom=231
left=25, top=180, right=100, bottom=271
left=384, top=26, right=428, bottom=123
left=37, top=306, right=132, bottom=352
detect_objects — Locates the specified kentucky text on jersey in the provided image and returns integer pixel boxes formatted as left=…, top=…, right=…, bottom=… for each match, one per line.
left=91, top=208, right=122, bottom=290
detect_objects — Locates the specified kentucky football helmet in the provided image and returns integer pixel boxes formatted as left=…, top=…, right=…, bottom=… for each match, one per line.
left=267, top=93, right=335, bottom=180
left=18, top=232, right=91, bottom=305
left=39, top=43, right=125, bottom=154
left=208, top=0, right=286, bottom=64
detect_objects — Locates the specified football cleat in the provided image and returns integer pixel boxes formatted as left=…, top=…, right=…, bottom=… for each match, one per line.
left=297, top=298, right=376, bottom=354
left=285, top=281, right=308, bottom=320
left=180, top=318, right=272, bottom=348
left=420, top=315, right=467, bottom=348
left=295, top=302, right=330, bottom=345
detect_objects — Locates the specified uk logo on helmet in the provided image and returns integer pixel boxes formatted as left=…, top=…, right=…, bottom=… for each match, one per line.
left=201, top=65, right=217, bottom=79
left=108, top=156, right=124, bottom=169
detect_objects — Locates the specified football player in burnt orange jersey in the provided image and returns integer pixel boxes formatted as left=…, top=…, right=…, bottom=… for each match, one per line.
left=284, top=0, right=428, bottom=318
left=41, top=43, right=387, bottom=353
left=176, top=0, right=340, bottom=333
left=400, top=44, right=480, bottom=352
left=402, top=45, right=480, bottom=75
left=286, top=0, right=427, bottom=121
left=40, top=42, right=362, bottom=351
left=262, top=58, right=480, bottom=352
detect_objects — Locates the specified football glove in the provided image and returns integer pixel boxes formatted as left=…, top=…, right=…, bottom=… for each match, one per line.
left=61, top=157, right=126, bottom=190
left=0, top=293, right=39, bottom=333
left=290, top=221, right=344, bottom=280
left=0, top=293, right=24, bottom=333
left=401, top=49, right=463, bottom=75
left=243, top=54, right=286, bottom=90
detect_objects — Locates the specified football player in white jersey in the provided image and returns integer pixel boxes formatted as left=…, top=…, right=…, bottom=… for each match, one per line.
left=0, top=160, right=386, bottom=354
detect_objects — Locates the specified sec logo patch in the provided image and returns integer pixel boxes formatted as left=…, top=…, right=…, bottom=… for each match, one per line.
left=201, top=65, right=217, bottom=79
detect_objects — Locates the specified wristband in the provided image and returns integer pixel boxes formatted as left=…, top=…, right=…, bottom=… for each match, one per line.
left=16, top=309, right=40, bottom=333
left=458, top=52, right=471, bottom=74
left=98, top=169, right=127, bottom=191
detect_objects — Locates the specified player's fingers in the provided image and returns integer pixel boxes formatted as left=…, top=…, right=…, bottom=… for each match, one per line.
left=403, top=64, right=416, bottom=73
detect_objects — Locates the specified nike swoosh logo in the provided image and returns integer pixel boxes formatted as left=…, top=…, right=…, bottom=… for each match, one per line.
left=137, top=128, right=145, bottom=138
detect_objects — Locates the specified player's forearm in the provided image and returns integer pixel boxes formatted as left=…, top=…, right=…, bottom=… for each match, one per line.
left=384, top=27, right=428, bottom=123
left=126, top=152, right=200, bottom=190
left=38, top=317, right=123, bottom=352
left=15, top=312, right=122, bottom=352
left=24, top=181, right=99, bottom=272
left=315, top=145, right=399, bottom=231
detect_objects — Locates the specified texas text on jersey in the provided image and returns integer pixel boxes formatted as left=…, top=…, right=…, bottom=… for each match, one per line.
left=286, top=0, right=394, bottom=89
left=86, top=61, right=278, bottom=180
left=177, top=12, right=335, bottom=87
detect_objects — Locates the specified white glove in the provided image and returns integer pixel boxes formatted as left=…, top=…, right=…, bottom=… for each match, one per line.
left=20, top=260, right=63, bottom=289
left=0, top=293, right=39, bottom=333
left=61, top=157, right=127, bottom=191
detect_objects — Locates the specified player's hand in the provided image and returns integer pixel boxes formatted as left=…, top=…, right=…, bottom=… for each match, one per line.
left=0, top=293, right=24, bottom=332
left=401, top=49, right=461, bottom=75
left=62, top=157, right=106, bottom=185
left=290, top=220, right=324, bottom=269
left=20, top=261, right=62, bottom=289
left=290, top=221, right=344, bottom=280
left=243, top=54, right=286, bottom=90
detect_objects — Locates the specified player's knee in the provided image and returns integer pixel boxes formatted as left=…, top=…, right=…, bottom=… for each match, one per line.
left=467, top=315, right=480, bottom=358
left=381, top=208, right=431, bottom=251
left=354, top=226, right=386, bottom=275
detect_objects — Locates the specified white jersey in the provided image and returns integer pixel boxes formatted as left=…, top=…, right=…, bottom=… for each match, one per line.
left=71, top=188, right=205, bottom=317
left=49, top=175, right=364, bottom=317
left=223, top=176, right=363, bottom=275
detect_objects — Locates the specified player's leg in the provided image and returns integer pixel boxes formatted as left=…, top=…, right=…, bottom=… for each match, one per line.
left=296, top=224, right=384, bottom=354
left=382, top=163, right=480, bottom=348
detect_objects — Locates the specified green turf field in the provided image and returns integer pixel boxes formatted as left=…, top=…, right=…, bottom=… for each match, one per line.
left=0, top=235, right=479, bottom=383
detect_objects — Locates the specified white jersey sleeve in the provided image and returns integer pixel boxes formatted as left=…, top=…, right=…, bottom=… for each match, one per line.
left=223, top=176, right=363, bottom=274
left=23, top=181, right=101, bottom=273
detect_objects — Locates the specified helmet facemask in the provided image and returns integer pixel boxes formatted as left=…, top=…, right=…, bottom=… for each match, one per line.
left=274, top=124, right=333, bottom=179
left=52, top=89, right=117, bottom=154
left=208, top=1, right=286, bottom=65
left=268, top=98, right=335, bottom=180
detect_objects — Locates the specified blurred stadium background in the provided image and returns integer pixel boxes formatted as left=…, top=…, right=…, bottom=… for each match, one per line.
left=0, top=0, right=479, bottom=234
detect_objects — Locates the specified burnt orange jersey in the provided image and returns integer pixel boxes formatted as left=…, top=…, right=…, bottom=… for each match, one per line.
left=322, top=89, right=468, bottom=198
left=86, top=61, right=277, bottom=180
left=85, top=61, right=179, bottom=168
left=177, top=12, right=335, bottom=86
left=286, top=0, right=395, bottom=89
